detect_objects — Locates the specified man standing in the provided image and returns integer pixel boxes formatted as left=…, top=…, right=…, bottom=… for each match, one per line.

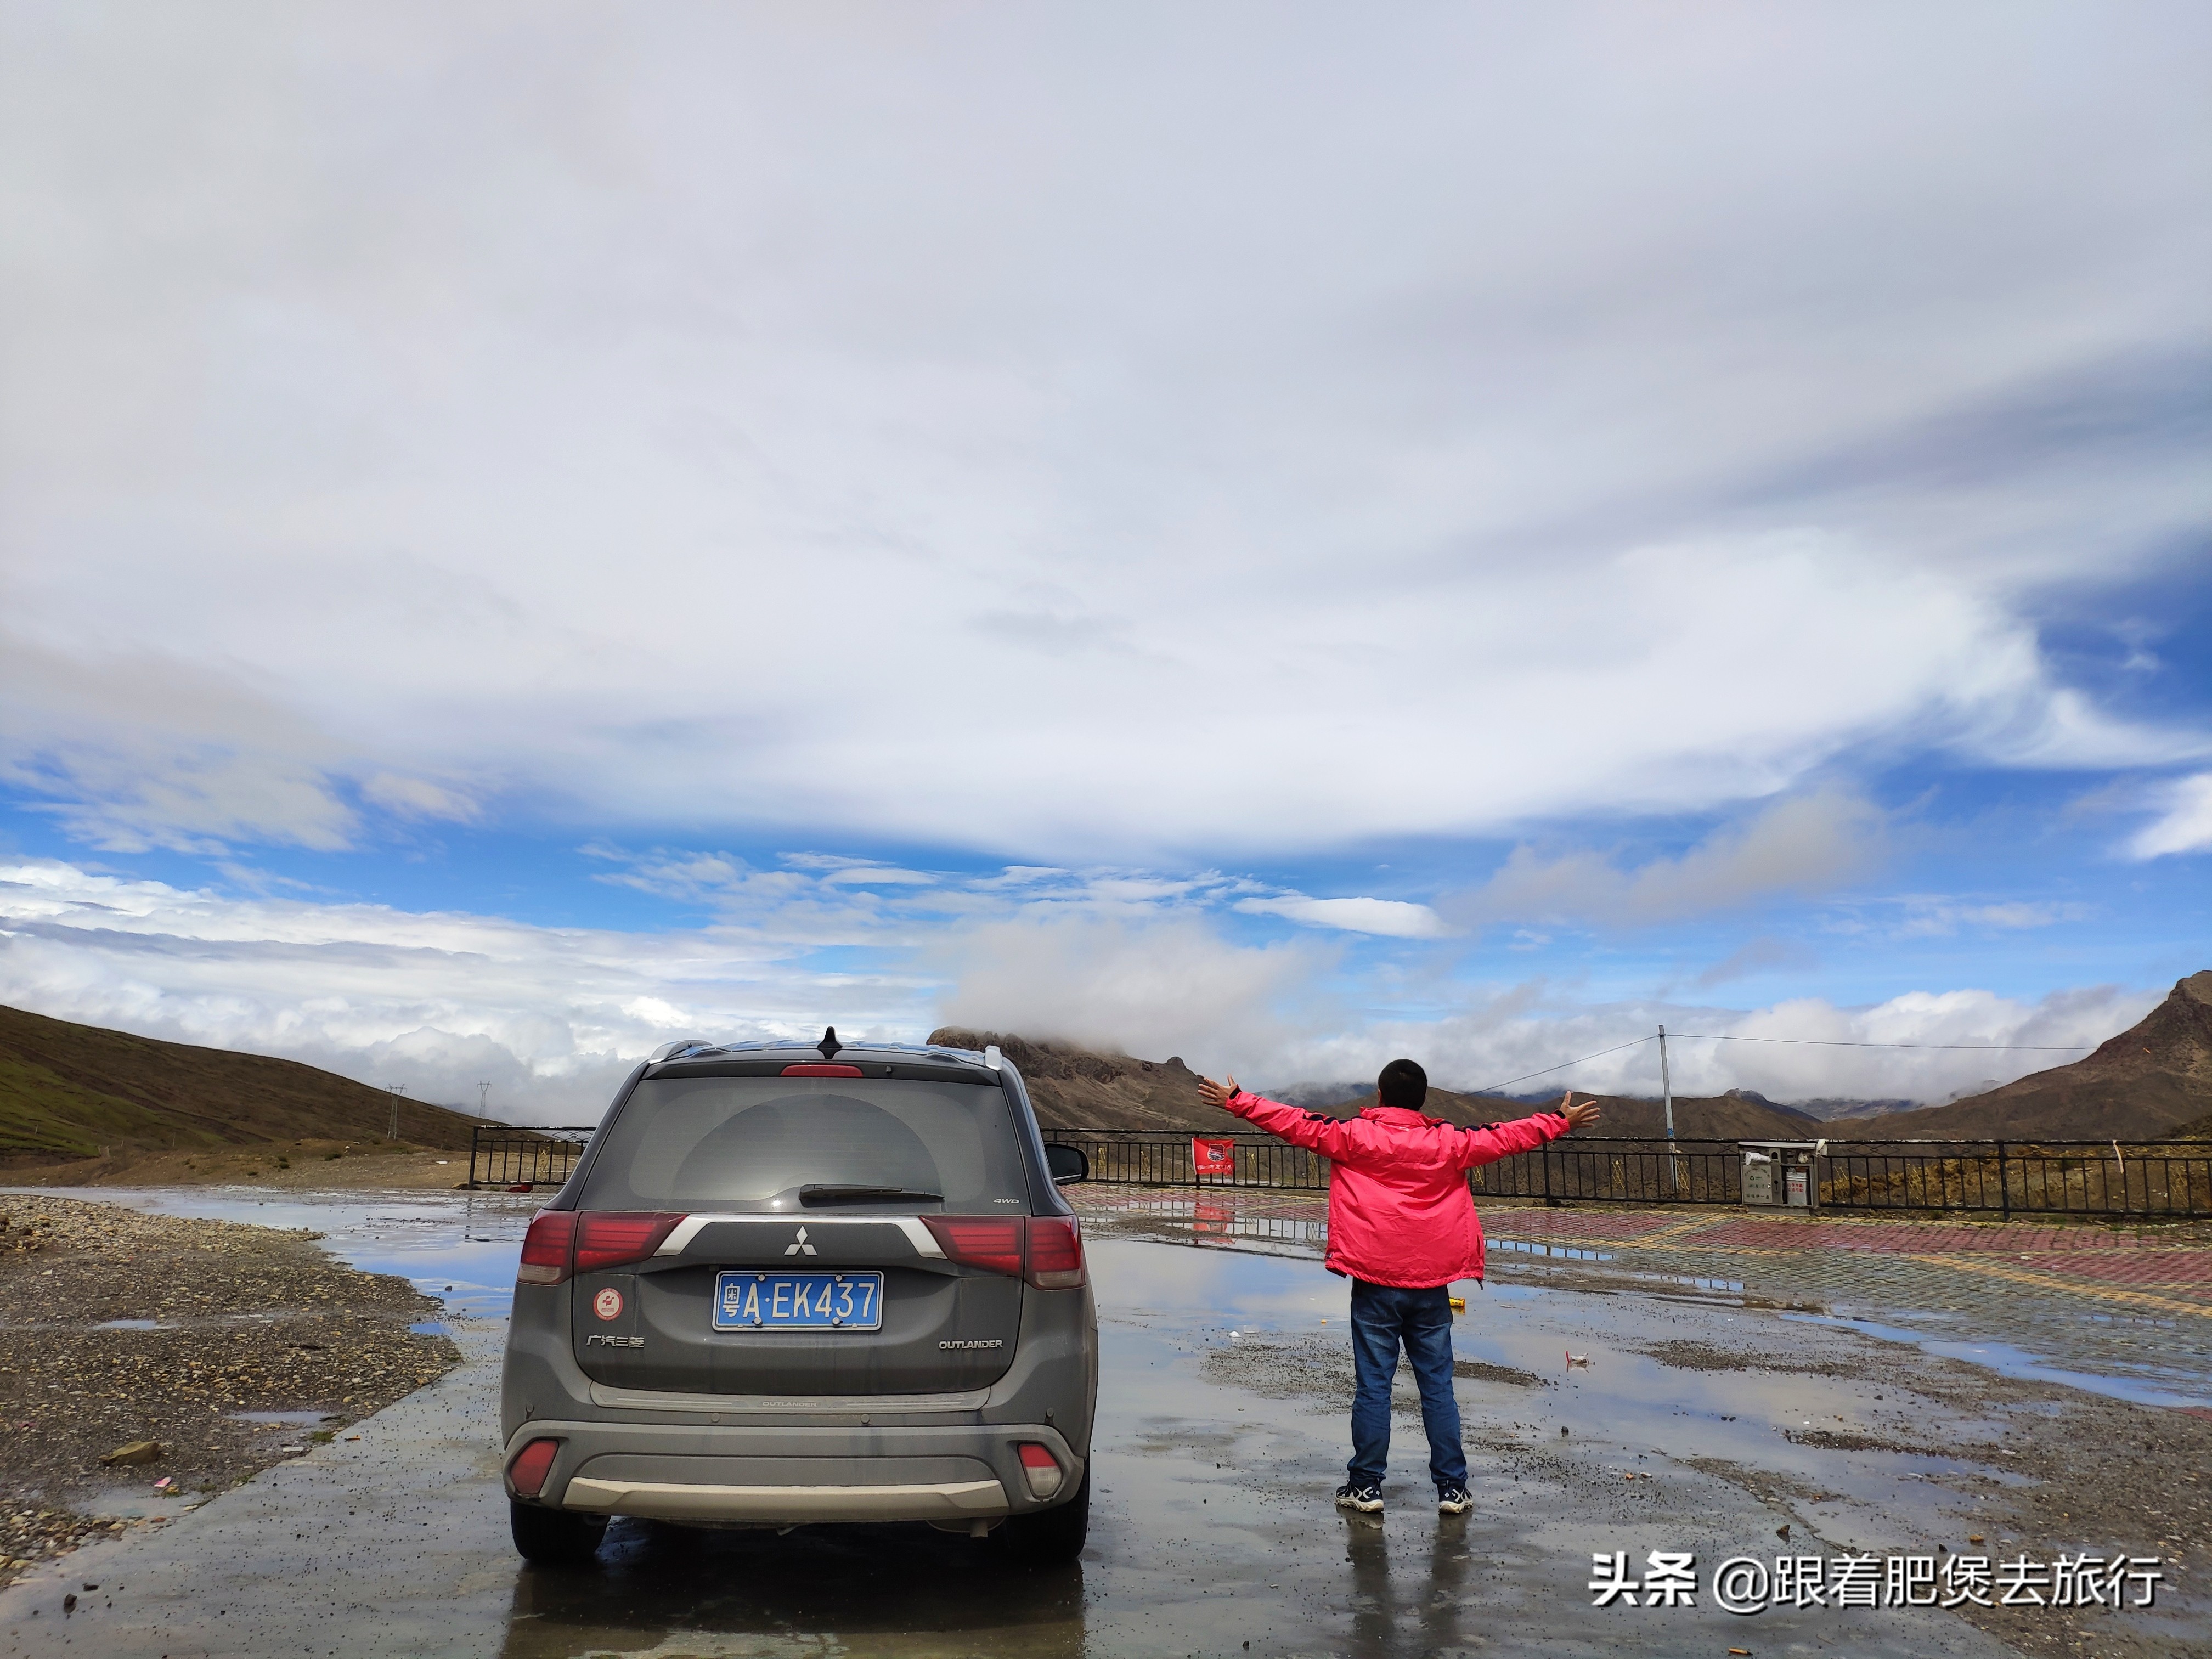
left=1196, top=1062, right=1600, bottom=1514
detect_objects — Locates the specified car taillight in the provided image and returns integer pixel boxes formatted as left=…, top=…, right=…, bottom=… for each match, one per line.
left=517, top=1210, right=576, bottom=1285
left=921, top=1216, right=1086, bottom=1288
left=923, top=1215, right=1025, bottom=1277
left=507, top=1438, right=560, bottom=1498
left=572, top=1212, right=687, bottom=1273
left=1017, top=1442, right=1064, bottom=1500
left=1025, top=1216, right=1085, bottom=1290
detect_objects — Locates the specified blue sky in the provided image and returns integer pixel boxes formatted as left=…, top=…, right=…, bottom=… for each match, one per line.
left=1, top=3, right=2207, bottom=1119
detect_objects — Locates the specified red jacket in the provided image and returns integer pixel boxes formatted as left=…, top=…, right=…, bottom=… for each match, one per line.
left=1222, top=1091, right=1571, bottom=1288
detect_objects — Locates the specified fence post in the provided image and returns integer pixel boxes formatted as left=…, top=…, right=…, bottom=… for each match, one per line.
left=1542, top=1144, right=1553, bottom=1202
left=468, top=1124, right=483, bottom=1190
left=1997, top=1141, right=2008, bottom=1220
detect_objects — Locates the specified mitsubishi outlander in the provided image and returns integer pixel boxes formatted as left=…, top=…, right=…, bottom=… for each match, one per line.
left=499, top=1030, right=1097, bottom=1565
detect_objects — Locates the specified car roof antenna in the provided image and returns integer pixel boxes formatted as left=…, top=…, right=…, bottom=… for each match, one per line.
left=819, top=1025, right=842, bottom=1059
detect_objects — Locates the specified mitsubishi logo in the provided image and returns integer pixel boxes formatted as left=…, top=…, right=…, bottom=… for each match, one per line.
left=785, top=1226, right=816, bottom=1256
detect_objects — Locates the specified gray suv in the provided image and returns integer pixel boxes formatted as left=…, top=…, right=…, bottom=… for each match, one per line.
left=499, top=1031, right=1096, bottom=1565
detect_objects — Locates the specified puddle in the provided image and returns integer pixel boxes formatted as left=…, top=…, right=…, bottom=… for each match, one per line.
left=410, top=1321, right=450, bottom=1336
left=92, top=1317, right=171, bottom=1330
left=1493, top=1237, right=1614, bottom=1263
left=1, top=1186, right=540, bottom=1319
left=1784, top=1312, right=2212, bottom=1410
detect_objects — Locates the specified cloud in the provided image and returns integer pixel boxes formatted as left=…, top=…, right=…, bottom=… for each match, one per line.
left=2125, top=772, right=2212, bottom=858
left=1888, top=899, right=2095, bottom=939
left=0, top=852, right=2169, bottom=1113
left=1693, top=936, right=1821, bottom=989
left=0, top=9, right=2206, bottom=859
left=930, top=912, right=1330, bottom=1076
left=1446, top=791, right=1887, bottom=929
left=359, top=773, right=479, bottom=824
left=1232, top=894, right=1452, bottom=939
left=1260, top=980, right=2158, bottom=1107
left=0, top=857, right=907, bottom=1120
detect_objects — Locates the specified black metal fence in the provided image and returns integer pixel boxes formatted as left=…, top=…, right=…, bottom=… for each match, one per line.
left=467, top=1126, right=595, bottom=1190
left=1043, top=1129, right=2212, bottom=1218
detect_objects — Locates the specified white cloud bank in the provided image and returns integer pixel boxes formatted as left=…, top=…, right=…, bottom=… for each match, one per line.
left=0, top=855, right=2155, bottom=1115
left=1, top=5, right=2208, bottom=862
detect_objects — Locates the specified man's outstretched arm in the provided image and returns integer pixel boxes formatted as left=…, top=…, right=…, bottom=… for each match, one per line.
left=1455, top=1091, right=1601, bottom=1169
left=1196, top=1073, right=1369, bottom=1161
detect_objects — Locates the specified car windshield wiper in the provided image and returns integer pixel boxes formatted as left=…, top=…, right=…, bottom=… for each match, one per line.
left=797, top=1184, right=945, bottom=1207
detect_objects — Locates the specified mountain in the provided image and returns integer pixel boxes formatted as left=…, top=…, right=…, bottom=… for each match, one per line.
left=925, top=1029, right=1216, bottom=1129
left=1832, top=970, right=2212, bottom=1142
left=0, top=1002, right=495, bottom=1160
left=1779, top=1096, right=1916, bottom=1121
left=930, top=1029, right=1824, bottom=1139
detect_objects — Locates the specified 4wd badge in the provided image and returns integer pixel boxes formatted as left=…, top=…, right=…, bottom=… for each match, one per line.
left=591, top=1287, right=624, bottom=1321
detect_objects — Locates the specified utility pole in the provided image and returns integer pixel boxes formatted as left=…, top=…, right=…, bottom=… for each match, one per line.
left=385, top=1084, right=405, bottom=1141
left=478, top=1081, right=491, bottom=1117
left=1658, top=1024, right=1679, bottom=1195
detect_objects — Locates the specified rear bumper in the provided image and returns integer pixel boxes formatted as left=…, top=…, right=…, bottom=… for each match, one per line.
left=562, top=1475, right=1008, bottom=1523
left=505, top=1420, right=1081, bottom=1523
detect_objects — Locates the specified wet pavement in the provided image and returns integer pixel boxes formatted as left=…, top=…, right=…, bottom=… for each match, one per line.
left=1080, top=1188, right=2212, bottom=1410
left=1, top=1185, right=2204, bottom=1656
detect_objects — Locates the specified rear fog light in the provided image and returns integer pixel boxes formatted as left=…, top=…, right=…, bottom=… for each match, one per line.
left=1017, top=1442, right=1063, bottom=1500
left=1026, top=1216, right=1085, bottom=1289
left=507, top=1438, right=560, bottom=1498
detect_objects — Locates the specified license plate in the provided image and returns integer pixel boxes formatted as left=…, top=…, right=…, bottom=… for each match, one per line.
left=713, top=1270, right=883, bottom=1332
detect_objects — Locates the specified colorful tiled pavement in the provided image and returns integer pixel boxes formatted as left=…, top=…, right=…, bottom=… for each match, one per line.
left=1072, top=1186, right=2212, bottom=1404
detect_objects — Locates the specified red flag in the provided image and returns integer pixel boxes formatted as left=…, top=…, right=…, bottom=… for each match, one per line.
left=1192, top=1136, right=1236, bottom=1179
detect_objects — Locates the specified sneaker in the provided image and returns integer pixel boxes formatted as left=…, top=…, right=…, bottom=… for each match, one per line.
left=1335, top=1481, right=1385, bottom=1513
left=1436, top=1485, right=1473, bottom=1514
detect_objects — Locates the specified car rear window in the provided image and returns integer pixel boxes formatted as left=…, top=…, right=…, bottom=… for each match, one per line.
left=580, top=1074, right=1031, bottom=1214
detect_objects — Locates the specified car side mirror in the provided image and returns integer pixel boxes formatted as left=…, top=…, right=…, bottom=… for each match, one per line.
left=1045, top=1143, right=1089, bottom=1186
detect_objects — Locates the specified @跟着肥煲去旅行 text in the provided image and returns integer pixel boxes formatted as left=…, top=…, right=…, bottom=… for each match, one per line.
left=1587, top=1550, right=2164, bottom=1613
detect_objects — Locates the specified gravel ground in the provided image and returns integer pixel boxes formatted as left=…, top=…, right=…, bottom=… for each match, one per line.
left=0, top=1194, right=460, bottom=1587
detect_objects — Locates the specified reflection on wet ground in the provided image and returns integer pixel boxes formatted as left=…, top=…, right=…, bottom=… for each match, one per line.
left=0, top=1186, right=2202, bottom=1656
left=1084, top=1187, right=2212, bottom=1408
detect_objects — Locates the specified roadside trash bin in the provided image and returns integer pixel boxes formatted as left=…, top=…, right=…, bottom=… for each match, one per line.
left=1739, top=1141, right=1822, bottom=1210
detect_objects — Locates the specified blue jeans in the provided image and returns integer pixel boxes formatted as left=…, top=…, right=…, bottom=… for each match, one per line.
left=1347, top=1279, right=1466, bottom=1489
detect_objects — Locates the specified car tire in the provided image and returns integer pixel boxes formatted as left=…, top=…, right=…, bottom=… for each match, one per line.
left=510, top=1500, right=608, bottom=1565
left=1000, top=1466, right=1089, bottom=1565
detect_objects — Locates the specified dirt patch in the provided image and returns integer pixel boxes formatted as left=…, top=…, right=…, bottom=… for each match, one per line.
left=1642, top=1334, right=2212, bottom=1658
left=1678, top=1454, right=1841, bottom=1507
left=0, top=1194, right=460, bottom=1585
left=8, top=1142, right=477, bottom=1191
left=1452, top=1359, right=1553, bottom=1388
left=1781, top=1427, right=1948, bottom=1454
left=1640, top=1338, right=1871, bottom=1379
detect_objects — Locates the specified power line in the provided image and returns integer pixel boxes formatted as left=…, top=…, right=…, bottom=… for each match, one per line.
left=1461, top=1024, right=2094, bottom=1101
left=1471, top=1036, right=1654, bottom=1096
left=1666, top=1032, right=2096, bottom=1052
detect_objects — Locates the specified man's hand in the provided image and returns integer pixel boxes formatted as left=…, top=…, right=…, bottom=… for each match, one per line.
left=1197, top=1075, right=1240, bottom=1110
left=1560, top=1091, right=1601, bottom=1133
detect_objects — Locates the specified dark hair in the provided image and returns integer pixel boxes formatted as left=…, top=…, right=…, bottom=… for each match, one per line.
left=1376, top=1058, right=1427, bottom=1110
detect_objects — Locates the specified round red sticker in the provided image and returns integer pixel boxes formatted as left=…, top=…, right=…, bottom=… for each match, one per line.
left=592, top=1287, right=624, bottom=1321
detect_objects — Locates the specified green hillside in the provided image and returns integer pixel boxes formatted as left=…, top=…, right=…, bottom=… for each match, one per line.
left=0, top=1003, right=494, bottom=1158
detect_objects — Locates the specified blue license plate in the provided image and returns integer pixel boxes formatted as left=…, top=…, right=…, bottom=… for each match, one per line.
left=713, top=1270, right=883, bottom=1332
